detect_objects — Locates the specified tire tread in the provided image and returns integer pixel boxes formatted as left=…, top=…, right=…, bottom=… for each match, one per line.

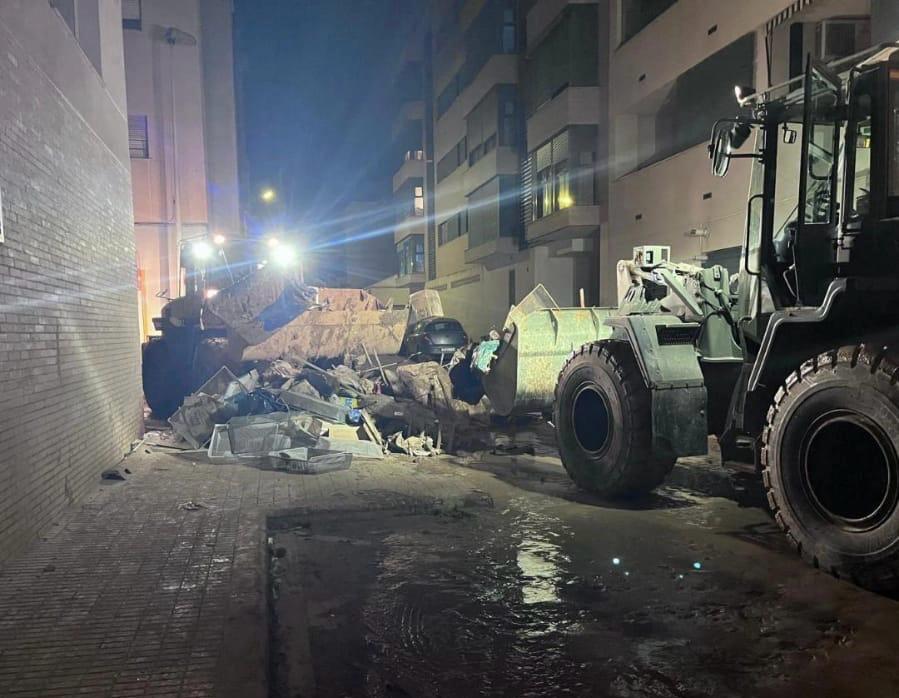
left=761, top=343, right=899, bottom=592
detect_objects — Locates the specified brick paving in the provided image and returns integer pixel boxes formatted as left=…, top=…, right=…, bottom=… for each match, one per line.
left=0, top=447, right=475, bottom=698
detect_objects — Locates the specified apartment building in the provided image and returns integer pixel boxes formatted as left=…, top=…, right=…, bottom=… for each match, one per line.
left=368, top=34, right=433, bottom=306
left=603, top=0, right=897, bottom=303
left=123, top=0, right=242, bottom=339
left=423, top=0, right=607, bottom=338
left=0, top=1, right=141, bottom=560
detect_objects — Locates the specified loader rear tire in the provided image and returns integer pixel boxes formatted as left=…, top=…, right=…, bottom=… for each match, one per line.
left=762, top=344, right=899, bottom=593
left=553, top=341, right=675, bottom=498
left=142, top=338, right=186, bottom=420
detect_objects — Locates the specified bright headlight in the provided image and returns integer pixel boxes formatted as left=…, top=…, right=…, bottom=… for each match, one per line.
left=272, top=245, right=298, bottom=267
left=192, top=241, right=213, bottom=261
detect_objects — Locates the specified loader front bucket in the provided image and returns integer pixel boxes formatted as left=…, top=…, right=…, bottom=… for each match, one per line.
left=480, top=285, right=617, bottom=416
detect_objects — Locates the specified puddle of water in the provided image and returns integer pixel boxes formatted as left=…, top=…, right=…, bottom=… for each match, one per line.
left=269, top=501, right=890, bottom=698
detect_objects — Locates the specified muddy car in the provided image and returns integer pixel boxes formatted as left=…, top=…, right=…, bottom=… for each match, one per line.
left=402, top=316, right=468, bottom=362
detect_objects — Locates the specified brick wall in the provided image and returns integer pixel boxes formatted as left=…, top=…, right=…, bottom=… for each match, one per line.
left=0, top=15, right=142, bottom=561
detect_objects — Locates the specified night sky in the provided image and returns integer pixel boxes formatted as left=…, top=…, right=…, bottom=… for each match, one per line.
left=234, top=0, right=419, bottom=245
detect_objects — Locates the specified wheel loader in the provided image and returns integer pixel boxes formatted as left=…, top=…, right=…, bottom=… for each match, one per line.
left=142, top=235, right=437, bottom=420
left=552, top=45, right=899, bottom=591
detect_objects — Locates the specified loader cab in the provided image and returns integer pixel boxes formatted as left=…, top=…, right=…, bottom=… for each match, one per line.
left=710, top=47, right=899, bottom=347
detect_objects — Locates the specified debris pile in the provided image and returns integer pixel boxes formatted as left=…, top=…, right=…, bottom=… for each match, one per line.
left=166, top=346, right=493, bottom=472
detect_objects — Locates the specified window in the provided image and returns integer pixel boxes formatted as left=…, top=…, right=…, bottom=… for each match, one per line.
left=428, top=320, right=463, bottom=333
left=123, top=0, right=142, bottom=30
left=524, top=5, right=599, bottom=115
left=502, top=7, right=517, bottom=53
left=414, top=186, right=425, bottom=217
left=437, top=72, right=462, bottom=118
left=128, top=115, right=149, bottom=159
left=621, top=0, right=677, bottom=44
left=816, top=17, right=870, bottom=64
left=525, top=127, right=596, bottom=223
left=468, top=176, right=519, bottom=248
left=439, top=0, right=519, bottom=118
left=499, top=88, right=518, bottom=146
left=890, top=71, right=899, bottom=202
left=437, top=137, right=467, bottom=183
left=397, top=235, right=425, bottom=276
left=438, top=209, right=468, bottom=245
left=533, top=132, right=571, bottom=219
left=50, top=0, right=103, bottom=75
left=467, top=86, right=517, bottom=167
left=850, top=94, right=873, bottom=216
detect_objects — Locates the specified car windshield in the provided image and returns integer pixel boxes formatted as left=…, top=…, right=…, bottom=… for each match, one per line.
left=428, top=321, right=462, bottom=333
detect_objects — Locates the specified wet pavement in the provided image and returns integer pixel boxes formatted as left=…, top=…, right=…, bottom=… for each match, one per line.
left=270, top=453, right=899, bottom=698
left=3, top=437, right=899, bottom=697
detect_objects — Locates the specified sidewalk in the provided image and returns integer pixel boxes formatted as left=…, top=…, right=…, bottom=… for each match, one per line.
left=0, top=446, right=476, bottom=698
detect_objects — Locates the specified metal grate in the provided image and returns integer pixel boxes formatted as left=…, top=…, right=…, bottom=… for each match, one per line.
left=128, top=115, right=149, bottom=159
left=656, top=324, right=700, bottom=346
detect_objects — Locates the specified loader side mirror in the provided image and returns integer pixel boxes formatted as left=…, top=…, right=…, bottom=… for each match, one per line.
left=710, top=123, right=733, bottom=177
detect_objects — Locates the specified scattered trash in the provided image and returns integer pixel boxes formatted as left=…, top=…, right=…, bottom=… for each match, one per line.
left=101, top=469, right=126, bottom=481
left=312, top=436, right=382, bottom=459
left=160, top=299, right=498, bottom=471
left=169, top=393, right=236, bottom=448
left=207, top=424, right=234, bottom=460
left=269, top=450, right=352, bottom=474
left=228, top=415, right=294, bottom=455
left=279, top=389, right=348, bottom=423
left=387, top=432, right=438, bottom=457
left=492, top=431, right=538, bottom=456
left=180, top=501, right=206, bottom=511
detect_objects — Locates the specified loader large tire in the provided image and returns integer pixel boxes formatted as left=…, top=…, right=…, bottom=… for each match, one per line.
left=142, top=338, right=186, bottom=420
left=762, top=344, right=899, bottom=592
left=553, top=341, right=675, bottom=497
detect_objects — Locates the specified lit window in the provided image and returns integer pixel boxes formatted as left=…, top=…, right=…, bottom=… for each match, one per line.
left=413, top=186, right=425, bottom=216
left=532, top=131, right=573, bottom=219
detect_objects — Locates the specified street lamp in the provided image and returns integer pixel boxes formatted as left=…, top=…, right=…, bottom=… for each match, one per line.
left=260, top=188, right=277, bottom=204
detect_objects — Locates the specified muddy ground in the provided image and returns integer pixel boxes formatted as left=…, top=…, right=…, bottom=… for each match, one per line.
left=268, top=452, right=899, bottom=698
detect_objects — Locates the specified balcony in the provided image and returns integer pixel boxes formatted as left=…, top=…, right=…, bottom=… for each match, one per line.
left=395, top=212, right=427, bottom=241
left=464, top=235, right=519, bottom=268
left=394, top=271, right=426, bottom=289
left=527, top=86, right=601, bottom=149
left=527, top=0, right=599, bottom=52
left=437, top=54, right=518, bottom=127
left=463, top=146, right=519, bottom=196
left=391, top=100, right=425, bottom=141
left=393, top=152, right=426, bottom=192
left=526, top=204, right=601, bottom=244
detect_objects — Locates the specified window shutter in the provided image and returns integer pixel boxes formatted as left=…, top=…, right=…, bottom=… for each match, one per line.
left=520, top=153, right=534, bottom=227
left=128, top=115, right=149, bottom=159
